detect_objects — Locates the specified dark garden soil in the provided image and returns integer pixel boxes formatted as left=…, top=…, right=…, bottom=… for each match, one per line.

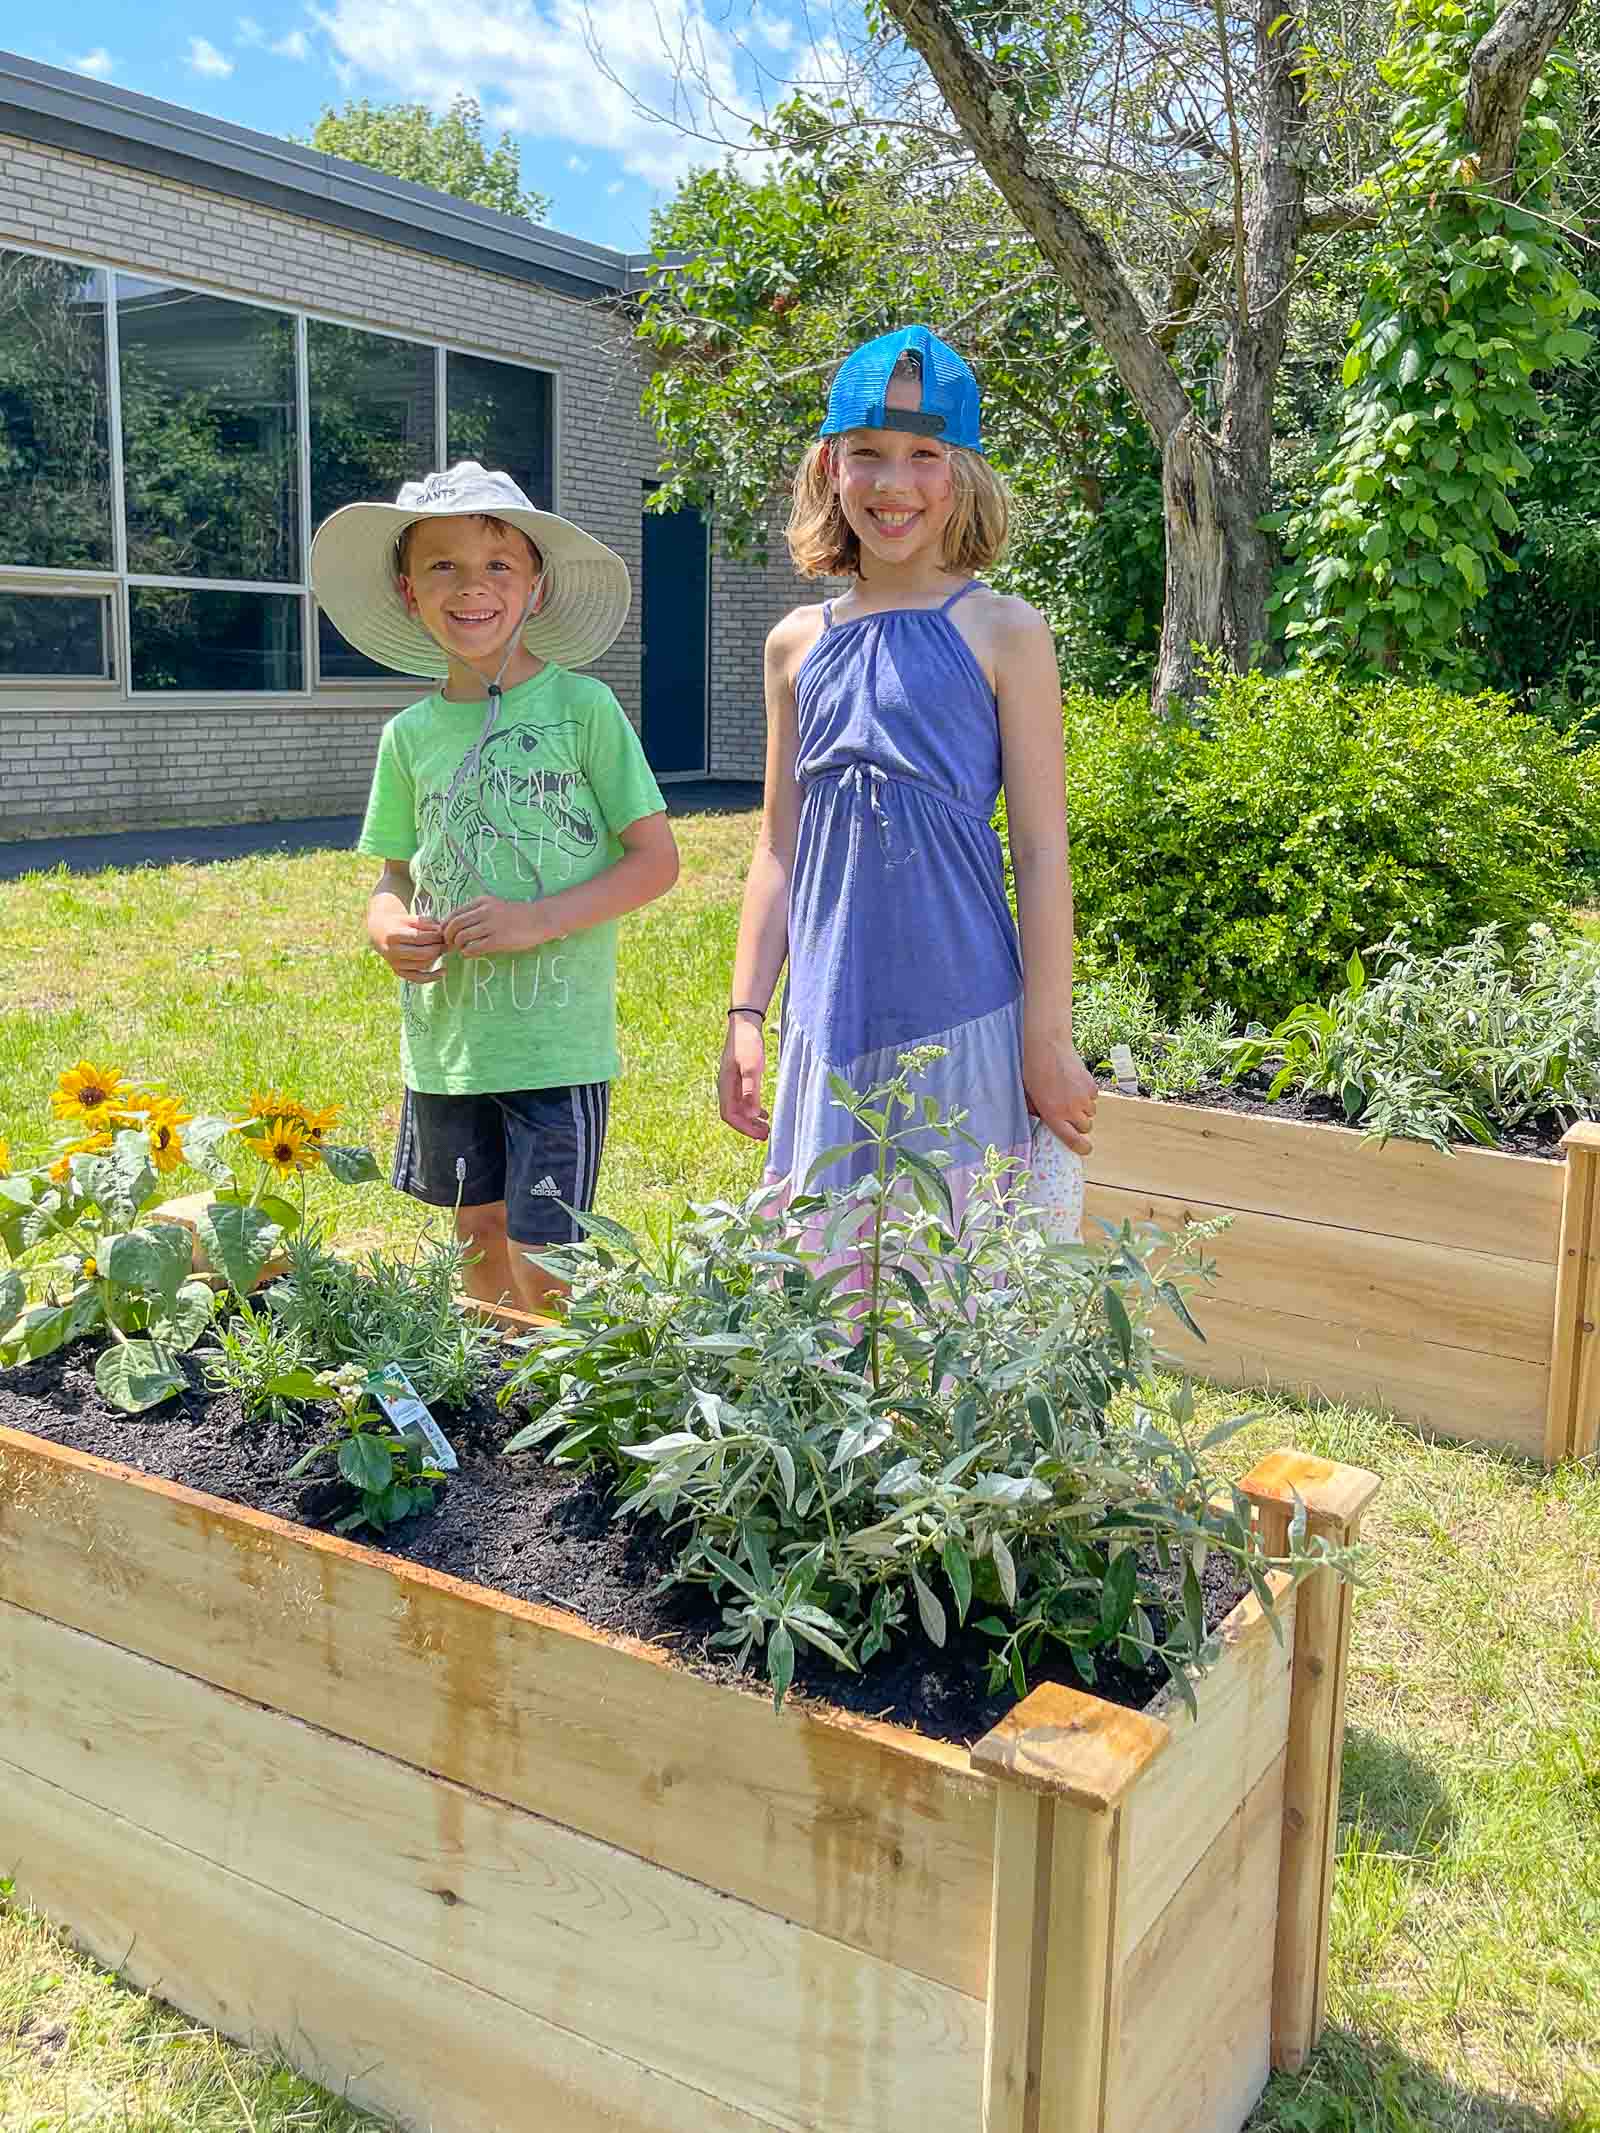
left=1101, top=1067, right=1569, bottom=1160
left=0, top=1337, right=1250, bottom=1748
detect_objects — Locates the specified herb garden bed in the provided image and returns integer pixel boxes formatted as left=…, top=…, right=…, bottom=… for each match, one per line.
left=1084, top=1091, right=1600, bottom=1463
left=0, top=1399, right=1376, bottom=2133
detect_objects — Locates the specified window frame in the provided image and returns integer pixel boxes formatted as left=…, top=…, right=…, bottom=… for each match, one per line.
left=0, top=578, right=119, bottom=688
left=0, top=239, right=562, bottom=704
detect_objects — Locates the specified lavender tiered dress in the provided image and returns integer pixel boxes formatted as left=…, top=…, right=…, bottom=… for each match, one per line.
left=766, top=581, right=1029, bottom=1211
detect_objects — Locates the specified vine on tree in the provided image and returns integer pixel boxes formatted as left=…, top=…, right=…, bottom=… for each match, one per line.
left=1274, top=0, right=1594, bottom=678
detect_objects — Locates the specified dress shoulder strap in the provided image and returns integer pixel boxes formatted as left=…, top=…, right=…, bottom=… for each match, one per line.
left=821, top=600, right=834, bottom=628
left=939, top=579, right=981, bottom=614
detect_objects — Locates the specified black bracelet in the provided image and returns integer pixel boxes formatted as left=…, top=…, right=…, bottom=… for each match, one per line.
left=727, top=1005, right=767, bottom=1023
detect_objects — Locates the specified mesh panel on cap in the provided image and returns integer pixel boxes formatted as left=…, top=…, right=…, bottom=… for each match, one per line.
left=819, top=325, right=983, bottom=452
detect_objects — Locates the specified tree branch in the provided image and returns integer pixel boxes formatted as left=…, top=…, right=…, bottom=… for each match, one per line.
left=1467, top=0, right=1584, bottom=188
left=1155, top=193, right=1379, bottom=350
left=878, top=0, right=1192, bottom=442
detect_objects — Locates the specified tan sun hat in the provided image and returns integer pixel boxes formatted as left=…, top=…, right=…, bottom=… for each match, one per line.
left=310, top=463, right=632, bottom=675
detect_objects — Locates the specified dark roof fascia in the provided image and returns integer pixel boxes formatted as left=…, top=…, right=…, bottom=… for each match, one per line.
left=0, top=49, right=660, bottom=303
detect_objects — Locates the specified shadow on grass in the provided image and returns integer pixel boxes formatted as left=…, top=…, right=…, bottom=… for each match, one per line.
left=1340, top=1723, right=1457, bottom=1858
left=1248, top=2023, right=1589, bottom=2132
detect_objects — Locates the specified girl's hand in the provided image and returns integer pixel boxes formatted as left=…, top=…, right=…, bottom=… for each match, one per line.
left=1024, top=1035, right=1097, bottom=1157
left=719, top=1019, right=770, bottom=1140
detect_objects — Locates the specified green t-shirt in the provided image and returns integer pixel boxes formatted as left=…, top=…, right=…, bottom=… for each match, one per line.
left=357, top=666, right=666, bottom=1096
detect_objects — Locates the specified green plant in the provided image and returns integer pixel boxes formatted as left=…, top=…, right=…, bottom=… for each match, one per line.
left=1071, top=960, right=1235, bottom=1096
left=1274, top=0, right=1595, bottom=677
left=271, top=1227, right=500, bottom=1411
left=1226, top=926, right=1600, bottom=1152
left=1043, top=665, right=1600, bottom=1024
left=204, top=1300, right=313, bottom=1427
left=502, top=1052, right=1346, bottom=1712
left=281, top=1363, right=446, bottom=1534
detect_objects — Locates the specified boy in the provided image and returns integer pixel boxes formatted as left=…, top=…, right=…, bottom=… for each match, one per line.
left=311, top=463, right=678, bottom=1311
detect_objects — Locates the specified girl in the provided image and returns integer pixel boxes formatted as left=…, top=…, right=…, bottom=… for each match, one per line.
left=719, top=324, right=1095, bottom=1221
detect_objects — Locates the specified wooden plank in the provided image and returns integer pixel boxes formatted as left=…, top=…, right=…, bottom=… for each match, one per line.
left=3, top=1757, right=791, bottom=2133
left=0, top=1428, right=995, bottom=1997
left=1037, top=1799, right=1124, bottom=2133
left=971, top=1682, right=1168, bottom=1809
left=1085, top=1180, right=1556, bottom=1365
left=1105, top=1752, right=1283, bottom=2133
left=0, top=1600, right=982, bottom=2133
left=1545, top=1124, right=1600, bottom=1462
left=1086, top=1091, right=1563, bottom=1264
left=1119, top=1583, right=1294, bottom=1961
left=1121, top=1290, right=1550, bottom=1458
left=1242, top=1456, right=1377, bottom=2073
left=982, top=1787, right=1053, bottom=2133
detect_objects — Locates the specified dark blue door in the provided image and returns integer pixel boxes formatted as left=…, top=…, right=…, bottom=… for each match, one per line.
left=641, top=486, right=708, bottom=776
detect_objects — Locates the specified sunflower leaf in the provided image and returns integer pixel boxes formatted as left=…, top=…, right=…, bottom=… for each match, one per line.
left=148, top=1279, right=216, bottom=1355
left=94, top=1339, right=186, bottom=1414
left=318, top=1144, right=382, bottom=1187
left=0, top=1268, right=24, bottom=1336
left=195, top=1202, right=282, bottom=1297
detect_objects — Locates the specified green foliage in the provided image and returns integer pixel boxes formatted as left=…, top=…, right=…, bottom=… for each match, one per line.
left=283, top=1364, right=445, bottom=1534
left=298, top=96, right=549, bottom=223
left=1071, top=961, right=1235, bottom=1097
left=1048, top=665, right=1600, bottom=1025
left=1275, top=0, right=1595, bottom=676
left=270, top=1227, right=500, bottom=1411
left=1226, top=927, right=1600, bottom=1152
left=204, top=1299, right=313, bottom=1427
left=0, top=1134, right=217, bottom=1413
left=501, top=1053, right=1343, bottom=1714
left=0, top=249, right=112, bottom=570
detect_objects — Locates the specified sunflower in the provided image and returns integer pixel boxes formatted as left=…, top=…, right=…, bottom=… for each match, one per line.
left=0, top=1137, right=9, bottom=1176
left=50, top=1059, right=131, bottom=1125
left=147, top=1100, right=193, bottom=1176
left=300, top=1103, right=341, bottom=1144
left=259, top=1116, right=317, bottom=1178
left=248, top=1088, right=307, bottom=1127
left=49, top=1130, right=113, bottom=1184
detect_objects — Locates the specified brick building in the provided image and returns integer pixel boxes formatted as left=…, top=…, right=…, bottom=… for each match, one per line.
left=0, top=52, right=796, bottom=837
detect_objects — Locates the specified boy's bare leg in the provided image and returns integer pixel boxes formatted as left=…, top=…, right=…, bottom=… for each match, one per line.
left=454, top=1201, right=565, bottom=1315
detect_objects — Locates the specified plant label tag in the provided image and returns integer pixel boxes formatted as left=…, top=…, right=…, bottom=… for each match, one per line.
left=1109, top=1044, right=1140, bottom=1096
left=372, top=1366, right=458, bottom=1472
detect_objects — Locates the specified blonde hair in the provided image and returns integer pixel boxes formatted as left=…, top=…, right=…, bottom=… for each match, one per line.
left=785, top=436, right=1010, bottom=579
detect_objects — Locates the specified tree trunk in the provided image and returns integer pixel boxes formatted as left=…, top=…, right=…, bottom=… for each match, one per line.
left=1467, top=0, right=1584, bottom=185
left=1155, top=418, right=1273, bottom=706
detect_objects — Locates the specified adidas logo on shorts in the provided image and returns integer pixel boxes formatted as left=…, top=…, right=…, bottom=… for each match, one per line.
left=529, top=1175, right=562, bottom=1198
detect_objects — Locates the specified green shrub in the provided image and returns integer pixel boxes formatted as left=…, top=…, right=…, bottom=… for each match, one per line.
left=1226, top=926, right=1600, bottom=1152
left=1041, top=666, right=1600, bottom=1025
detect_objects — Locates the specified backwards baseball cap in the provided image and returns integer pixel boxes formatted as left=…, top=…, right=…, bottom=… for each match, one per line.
left=819, top=325, right=983, bottom=454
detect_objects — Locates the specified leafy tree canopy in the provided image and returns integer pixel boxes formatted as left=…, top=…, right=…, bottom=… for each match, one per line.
left=299, top=95, right=550, bottom=224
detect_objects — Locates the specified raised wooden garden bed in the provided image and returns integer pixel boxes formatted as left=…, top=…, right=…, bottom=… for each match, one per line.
left=1084, top=1094, right=1600, bottom=1465
left=0, top=1419, right=1375, bottom=2133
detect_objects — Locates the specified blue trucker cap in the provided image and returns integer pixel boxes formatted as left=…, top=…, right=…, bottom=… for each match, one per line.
left=819, top=326, right=983, bottom=454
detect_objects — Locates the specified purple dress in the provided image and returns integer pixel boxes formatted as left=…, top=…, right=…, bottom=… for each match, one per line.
left=766, top=581, right=1029, bottom=1208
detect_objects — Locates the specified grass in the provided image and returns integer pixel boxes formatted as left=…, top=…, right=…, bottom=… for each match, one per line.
left=2, top=818, right=1598, bottom=2133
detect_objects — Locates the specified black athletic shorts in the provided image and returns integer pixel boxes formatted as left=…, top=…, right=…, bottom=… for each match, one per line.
left=390, top=1083, right=610, bottom=1245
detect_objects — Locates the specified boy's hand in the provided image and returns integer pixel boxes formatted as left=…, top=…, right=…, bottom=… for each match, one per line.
left=371, top=911, right=447, bottom=983
left=441, top=896, right=551, bottom=959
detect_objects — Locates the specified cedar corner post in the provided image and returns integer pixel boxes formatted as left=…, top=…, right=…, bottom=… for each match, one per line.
left=1239, top=1451, right=1381, bottom=2076
left=1545, top=1121, right=1600, bottom=1464
left=971, top=1683, right=1168, bottom=2133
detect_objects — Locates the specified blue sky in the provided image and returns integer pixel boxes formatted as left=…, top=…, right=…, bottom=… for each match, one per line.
left=13, top=0, right=840, bottom=253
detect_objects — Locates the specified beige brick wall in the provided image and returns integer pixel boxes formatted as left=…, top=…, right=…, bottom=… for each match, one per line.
left=0, top=133, right=798, bottom=834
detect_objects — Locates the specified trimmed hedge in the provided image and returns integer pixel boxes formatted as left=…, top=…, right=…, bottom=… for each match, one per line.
left=1034, top=667, right=1600, bottom=1025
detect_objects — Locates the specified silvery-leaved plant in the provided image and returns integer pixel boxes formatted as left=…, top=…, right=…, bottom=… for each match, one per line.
left=502, top=1050, right=1348, bottom=1713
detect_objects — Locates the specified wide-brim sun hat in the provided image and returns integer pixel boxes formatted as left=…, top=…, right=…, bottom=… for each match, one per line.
left=310, top=463, right=632, bottom=675
left=819, top=325, right=984, bottom=454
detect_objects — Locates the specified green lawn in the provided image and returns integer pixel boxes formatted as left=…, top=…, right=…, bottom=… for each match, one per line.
left=1, top=818, right=1598, bottom=2133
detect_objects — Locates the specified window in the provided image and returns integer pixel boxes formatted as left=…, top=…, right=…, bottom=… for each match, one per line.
left=0, top=250, right=113, bottom=569
left=447, top=352, right=553, bottom=510
left=0, top=591, right=113, bottom=679
left=118, top=277, right=300, bottom=584
left=0, top=246, right=557, bottom=698
left=309, top=321, right=438, bottom=680
left=129, top=587, right=303, bottom=692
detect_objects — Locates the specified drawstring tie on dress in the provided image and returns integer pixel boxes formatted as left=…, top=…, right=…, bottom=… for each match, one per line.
left=841, top=762, right=916, bottom=867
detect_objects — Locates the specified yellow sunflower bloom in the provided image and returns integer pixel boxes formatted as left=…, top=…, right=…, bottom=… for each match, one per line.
left=0, top=1137, right=9, bottom=1176
left=50, top=1059, right=131, bottom=1125
left=248, top=1088, right=307, bottom=1127
left=147, top=1101, right=192, bottom=1175
left=49, top=1130, right=113, bottom=1184
left=259, top=1116, right=316, bottom=1178
left=300, top=1103, right=341, bottom=1144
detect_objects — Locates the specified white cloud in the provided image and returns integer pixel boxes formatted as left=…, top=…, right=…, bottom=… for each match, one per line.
left=71, top=47, right=115, bottom=77
left=239, top=15, right=311, bottom=56
left=187, top=36, right=235, bottom=76
left=566, top=153, right=590, bottom=173
left=307, top=0, right=823, bottom=188
left=606, top=179, right=624, bottom=195
left=237, top=14, right=265, bottom=39
left=748, top=5, right=793, bottom=52
left=274, top=28, right=311, bottom=57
